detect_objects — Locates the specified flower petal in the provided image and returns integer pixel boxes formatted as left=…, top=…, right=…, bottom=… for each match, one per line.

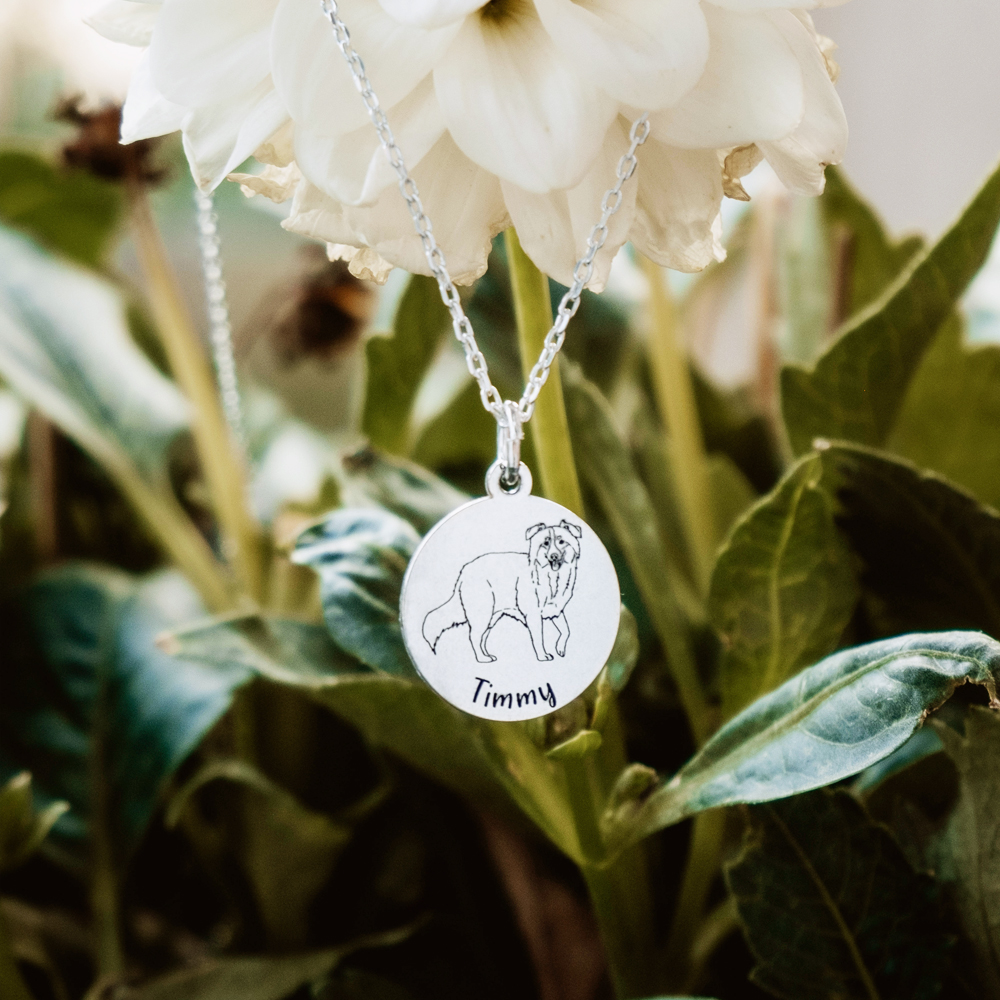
left=629, top=139, right=725, bottom=272
left=149, top=0, right=274, bottom=106
left=85, top=0, right=160, bottom=46
left=294, top=75, right=446, bottom=206
left=230, top=162, right=301, bottom=204
left=533, top=0, right=708, bottom=109
left=285, top=134, right=509, bottom=285
left=376, top=0, right=486, bottom=30
left=272, top=0, right=460, bottom=139
left=649, top=4, right=804, bottom=149
left=327, top=245, right=395, bottom=285
left=120, top=51, right=186, bottom=143
left=184, top=79, right=289, bottom=190
left=255, top=119, right=295, bottom=167
left=501, top=119, right=637, bottom=291
left=434, top=3, right=617, bottom=193
left=758, top=12, right=847, bottom=194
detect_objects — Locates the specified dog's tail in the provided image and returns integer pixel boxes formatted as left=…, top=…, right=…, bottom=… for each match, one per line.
left=422, top=587, right=466, bottom=653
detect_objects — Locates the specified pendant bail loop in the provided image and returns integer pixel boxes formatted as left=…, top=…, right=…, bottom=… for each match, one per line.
left=497, top=400, right=524, bottom=489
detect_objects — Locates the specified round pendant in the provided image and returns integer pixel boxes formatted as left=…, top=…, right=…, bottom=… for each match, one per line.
left=400, top=463, right=621, bottom=721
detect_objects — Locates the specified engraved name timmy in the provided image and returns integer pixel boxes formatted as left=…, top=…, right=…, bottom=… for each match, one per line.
left=473, top=677, right=557, bottom=711
left=422, top=520, right=582, bottom=663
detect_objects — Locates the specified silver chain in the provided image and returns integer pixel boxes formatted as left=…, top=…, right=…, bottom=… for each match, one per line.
left=319, top=0, right=649, bottom=438
left=194, top=188, right=246, bottom=447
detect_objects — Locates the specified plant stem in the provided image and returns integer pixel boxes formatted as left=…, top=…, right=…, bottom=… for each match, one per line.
left=504, top=228, right=583, bottom=515
left=504, top=233, right=656, bottom=995
left=662, top=809, right=727, bottom=990
left=99, top=448, right=234, bottom=612
left=26, top=413, right=58, bottom=563
left=641, top=260, right=728, bottom=986
left=639, top=255, right=715, bottom=597
left=128, top=183, right=265, bottom=604
left=563, top=363, right=712, bottom=745
left=582, top=853, right=657, bottom=1000
left=90, top=853, right=124, bottom=983
left=685, top=896, right=738, bottom=993
left=564, top=701, right=657, bottom=998
left=0, top=910, right=34, bottom=1000
left=91, top=684, right=125, bottom=983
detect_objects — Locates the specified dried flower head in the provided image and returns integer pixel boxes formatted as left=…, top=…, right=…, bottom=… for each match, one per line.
left=269, top=249, right=376, bottom=364
left=58, top=100, right=167, bottom=186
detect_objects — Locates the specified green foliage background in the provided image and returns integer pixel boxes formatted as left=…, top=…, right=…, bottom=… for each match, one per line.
left=1, top=134, right=1000, bottom=1000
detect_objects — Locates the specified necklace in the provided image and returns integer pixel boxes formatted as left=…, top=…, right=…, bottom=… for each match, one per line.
left=319, top=0, right=649, bottom=721
left=244, top=1, right=646, bottom=720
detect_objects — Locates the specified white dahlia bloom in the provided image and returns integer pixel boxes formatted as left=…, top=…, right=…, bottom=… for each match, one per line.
left=88, top=0, right=849, bottom=288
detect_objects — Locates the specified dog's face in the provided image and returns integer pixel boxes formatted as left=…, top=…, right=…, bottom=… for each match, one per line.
left=526, top=520, right=582, bottom=571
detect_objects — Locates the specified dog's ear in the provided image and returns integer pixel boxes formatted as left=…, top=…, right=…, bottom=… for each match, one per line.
left=560, top=519, right=583, bottom=539
left=525, top=523, right=547, bottom=541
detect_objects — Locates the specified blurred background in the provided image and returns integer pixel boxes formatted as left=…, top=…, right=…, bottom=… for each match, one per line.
left=1, top=7, right=998, bottom=997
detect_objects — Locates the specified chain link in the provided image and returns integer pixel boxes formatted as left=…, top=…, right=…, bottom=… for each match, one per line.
left=194, top=188, right=246, bottom=447
left=319, top=0, right=648, bottom=433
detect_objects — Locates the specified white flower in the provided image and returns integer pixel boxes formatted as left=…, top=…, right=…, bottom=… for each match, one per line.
left=88, top=0, right=849, bottom=288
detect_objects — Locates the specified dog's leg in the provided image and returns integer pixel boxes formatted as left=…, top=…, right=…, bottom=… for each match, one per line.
left=554, top=612, right=570, bottom=657
left=525, top=607, right=553, bottom=662
left=550, top=612, right=571, bottom=657
left=460, top=580, right=497, bottom=663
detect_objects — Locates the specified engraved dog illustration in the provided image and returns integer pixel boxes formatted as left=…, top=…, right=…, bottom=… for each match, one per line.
left=422, top=521, right=582, bottom=663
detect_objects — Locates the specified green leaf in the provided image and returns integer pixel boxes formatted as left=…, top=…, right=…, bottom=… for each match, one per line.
left=820, top=166, right=925, bottom=318
left=546, top=729, right=603, bottom=761
left=691, top=367, right=782, bottom=496
left=292, top=508, right=421, bottom=678
left=412, top=379, right=496, bottom=474
left=0, top=772, right=68, bottom=873
left=631, top=405, right=756, bottom=597
left=307, top=680, right=582, bottom=859
left=851, top=726, right=944, bottom=796
left=362, top=275, right=450, bottom=455
left=888, top=318, right=1000, bottom=511
left=130, top=951, right=344, bottom=1000
left=605, top=604, right=640, bottom=693
left=563, top=364, right=708, bottom=741
left=160, top=616, right=358, bottom=687
left=775, top=195, right=832, bottom=367
left=0, top=151, right=123, bottom=268
left=782, top=159, right=1000, bottom=454
left=128, top=927, right=416, bottom=1000
left=0, top=222, right=188, bottom=477
left=165, top=614, right=584, bottom=863
left=629, top=404, right=701, bottom=612
left=320, top=969, right=417, bottom=1000
left=0, top=914, right=33, bottom=1000
left=0, top=566, right=251, bottom=857
left=933, top=707, right=1000, bottom=995
left=726, top=789, right=953, bottom=1000
left=707, top=452, right=757, bottom=548
left=709, top=455, right=857, bottom=719
left=334, top=446, right=467, bottom=535
left=298, top=682, right=578, bottom=867
left=245, top=388, right=465, bottom=532
left=602, top=631, right=1000, bottom=851
left=168, top=758, right=364, bottom=949
left=0, top=222, right=225, bottom=600
left=819, top=442, right=1000, bottom=638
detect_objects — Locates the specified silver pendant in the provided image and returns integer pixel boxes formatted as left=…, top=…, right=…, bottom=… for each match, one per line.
left=400, top=461, right=621, bottom=721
